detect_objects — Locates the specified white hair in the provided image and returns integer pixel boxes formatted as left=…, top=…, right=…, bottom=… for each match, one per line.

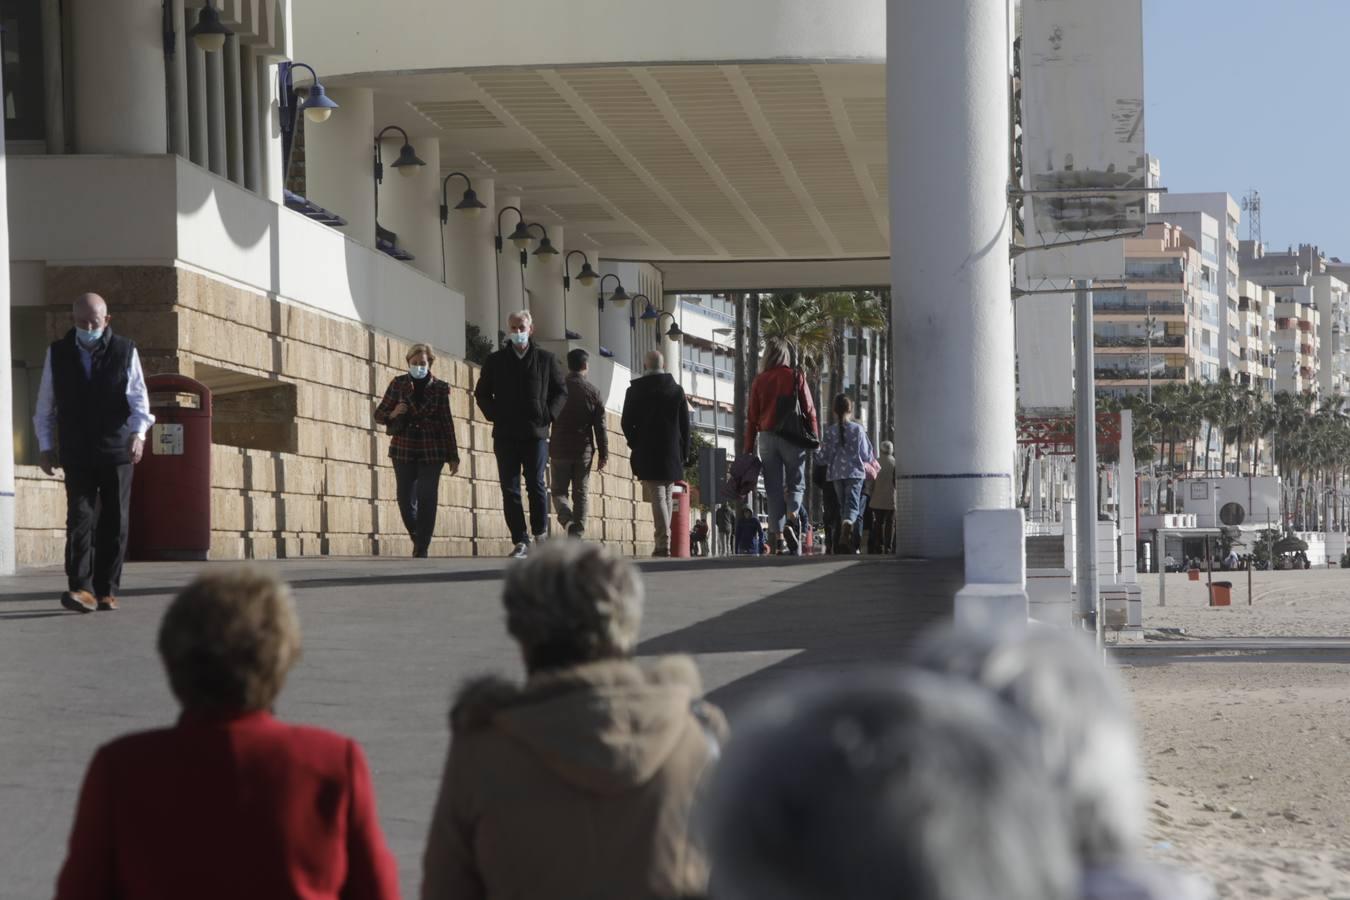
left=703, top=670, right=1076, bottom=900
left=904, top=625, right=1145, bottom=866
left=508, top=309, right=533, bottom=328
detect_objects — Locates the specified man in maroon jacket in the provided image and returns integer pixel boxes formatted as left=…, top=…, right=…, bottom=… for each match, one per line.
left=550, top=348, right=609, bottom=538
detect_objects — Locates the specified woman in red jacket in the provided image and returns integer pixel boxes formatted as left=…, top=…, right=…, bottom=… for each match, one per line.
left=745, top=336, right=819, bottom=554
left=54, top=568, right=400, bottom=900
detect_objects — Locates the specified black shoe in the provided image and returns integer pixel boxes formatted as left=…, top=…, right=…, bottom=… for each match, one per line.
left=783, top=522, right=801, bottom=556
left=413, top=546, right=429, bottom=559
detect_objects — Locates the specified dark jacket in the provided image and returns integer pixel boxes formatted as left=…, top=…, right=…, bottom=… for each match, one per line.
left=621, top=372, right=690, bottom=482
left=50, top=328, right=135, bottom=467
left=373, top=373, right=460, bottom=464
left=473, top=342, right=567, bottom=440
left=421, top=656, right=726, bottom=900
left=550, top=372, right=609, bottom=463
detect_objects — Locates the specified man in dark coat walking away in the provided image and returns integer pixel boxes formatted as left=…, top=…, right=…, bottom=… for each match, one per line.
left=621, top=351, right=690, bottom=557
left=36, top=293, right=155, bottom=613
left=549, top=348, right=608, bottom=539
left=473, top=310, right=567, bottom=559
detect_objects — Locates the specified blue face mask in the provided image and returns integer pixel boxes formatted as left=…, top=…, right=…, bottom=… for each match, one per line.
left=408, top=364, right=429, bottom=380
left=75, top=327, right=104, bottom=346
left=509, top=331, right=530, bottom=347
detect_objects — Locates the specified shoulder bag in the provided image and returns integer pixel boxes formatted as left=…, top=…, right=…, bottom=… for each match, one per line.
left=771, top=368, right=820, bottom=449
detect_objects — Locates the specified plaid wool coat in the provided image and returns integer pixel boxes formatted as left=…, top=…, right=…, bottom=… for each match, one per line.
left=374, top=374, right=461, bottom=464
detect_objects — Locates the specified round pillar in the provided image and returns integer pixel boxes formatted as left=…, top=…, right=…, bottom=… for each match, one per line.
left=525, top=223, right=566, bottom=340
left=376, top=135, right=441, bottom=280
left=495, top=194, right=526, bottom=339
left=0, top=62, right=14, bottom=572
left=563, top=246, right=601, bottom=348
left=599, top=261, right=633, bottom=367
left=444, top=176, right=496, bottom=341
left=304, top=87, right=375, bottom=247
left=70, top=0, right=167, bottom=154
left=889, top=0, right=1014, bottom=558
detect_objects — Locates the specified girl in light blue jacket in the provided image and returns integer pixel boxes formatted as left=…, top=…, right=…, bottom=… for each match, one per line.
left=816, top=393, right=876, bottom=550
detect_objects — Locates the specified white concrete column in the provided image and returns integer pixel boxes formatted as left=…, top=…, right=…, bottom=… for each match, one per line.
left=444, top=174, right=496, bottom=339
left=41, top=0, right=66, bottom=152
left=205, top=43, right=227, bottom=175
left=168, top=0, right=190, bottom=157
left=256, top=56, right=283, bottom=204
left=495, top=195, right=527, bottom=338
left=185, top=20, right=208, bottom=166
left=659, top=295, right=680, bottom=374
left=304, top=87, right=375, bottom=247
left=526, top=223, right=566, bottom=340
left=0, top=63, right=14, bottom=573
left=599, top=260, right=633, bottom=364
left=70, top=0, right=167, bottom=154
left=224, top=40, right=245, bottom=184
left=240, top=45, right=260, bottom=192
left=889, top=0, right=1014, bottom=558
left=376, top=136, right=441, bottom=279
left=563, top=248, right=601, bottom=347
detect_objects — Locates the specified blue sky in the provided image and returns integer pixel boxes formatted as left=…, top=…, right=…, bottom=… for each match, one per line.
left=1143, top=0, right=1349, bottom=259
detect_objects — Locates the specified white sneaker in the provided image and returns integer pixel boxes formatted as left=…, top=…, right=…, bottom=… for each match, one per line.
left=509, top=542, right=529, bottom=559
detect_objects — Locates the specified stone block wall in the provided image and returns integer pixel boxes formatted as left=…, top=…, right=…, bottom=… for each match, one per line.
left=14, top=264, right=656, bottom=565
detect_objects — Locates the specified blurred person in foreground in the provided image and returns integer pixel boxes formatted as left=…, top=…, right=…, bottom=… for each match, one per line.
left=55, top=568, right=399, bottom=900
left=906, top=625, right=1213, bottom=900
left=702, top=669, right=1077, bottom=900
left=421, top=541, right=725, bottom=900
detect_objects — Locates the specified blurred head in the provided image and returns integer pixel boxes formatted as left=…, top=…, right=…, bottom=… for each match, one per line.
left=703, top=671, right=1076, bottom=900
left=880, top=440, right=894, bottom=456
left=833, top=393, right=852, bottom=421
left=905, top=626, right=1145, bottom=866
left=760, top=336, right=793, bottom=371
left=503, top=541, right=644, bottom=674
left=567, top=347, right=590, bottom=374
left=644, top=350, right=664, bottom=373
left=157, top=568, right=301, bottom=714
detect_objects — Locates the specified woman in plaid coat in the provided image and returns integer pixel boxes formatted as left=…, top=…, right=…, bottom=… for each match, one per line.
left=374, top=343, right=460, bottom=557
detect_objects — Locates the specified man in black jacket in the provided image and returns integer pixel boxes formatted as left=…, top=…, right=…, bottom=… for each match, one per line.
left=621, top=350, right=690, bottom=557
left=473, top=310, right=567, bottom=558
left=35, top=293, right=156, bottom=613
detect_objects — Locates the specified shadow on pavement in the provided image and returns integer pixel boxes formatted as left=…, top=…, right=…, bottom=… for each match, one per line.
left=638, top=558, right=961, bottom=716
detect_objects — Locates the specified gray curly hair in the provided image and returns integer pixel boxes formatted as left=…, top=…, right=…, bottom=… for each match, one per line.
left=503, top=541, right=644, bottom=671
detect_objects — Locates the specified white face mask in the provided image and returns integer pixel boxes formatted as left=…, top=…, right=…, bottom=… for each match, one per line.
left=408, top=364, right=429, bottom=379
left=76, top=327, right=104, bottom=346
left=509, top=331, right=530, bottom=347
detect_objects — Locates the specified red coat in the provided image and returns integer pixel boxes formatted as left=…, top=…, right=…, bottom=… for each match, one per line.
left=745, top=365, right=819, bottom=453
left=55, top=711, right=400, bottom=900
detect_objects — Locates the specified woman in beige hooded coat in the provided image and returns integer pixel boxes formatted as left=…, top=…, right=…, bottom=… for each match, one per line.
left=421, top=541, right=726, bottom=900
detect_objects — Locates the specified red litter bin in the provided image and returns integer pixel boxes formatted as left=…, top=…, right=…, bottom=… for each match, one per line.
left=128, top=374, right=213, bottom=561
left=669, top=481, right=691, bottom=558
left=1209, top=581, right=1233, bottom=607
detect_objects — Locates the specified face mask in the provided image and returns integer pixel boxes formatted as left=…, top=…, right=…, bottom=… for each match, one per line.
left=76, top=327, right=104, bottom=345
left=509, top=331, right=530, bottom=347
left=408, top=364, right=429, bottom=380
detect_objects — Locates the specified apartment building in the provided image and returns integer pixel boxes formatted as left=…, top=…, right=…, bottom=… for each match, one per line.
left=1241, top=242, right=1346, bottom=396
left=1236, top=278, right=1276, bottom=395
left=1095, top=222, right=1220, bottom=399
left=671, top=296, right=737, bottom=456
left=1158, top=193, right=1243, bottom=375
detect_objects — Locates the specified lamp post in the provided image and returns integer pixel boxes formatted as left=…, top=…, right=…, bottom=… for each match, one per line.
left=563, top=250, right=599, bottom=340
left=495, top=206, right=533, bottom=340
left=597, top=273, right=628, bottom=357
left=631, top=294, right=657, bottom=371
left=372, top=125, right=427, bottom=247
left=437, top=171, right=486, bottom=285
left=524, top=223, right=559, bottom=258
left=188, top=1, right=231, bottom=52
left=713, top=326, right=734, bottom=455
left=278, top=62, right=339, bottom=185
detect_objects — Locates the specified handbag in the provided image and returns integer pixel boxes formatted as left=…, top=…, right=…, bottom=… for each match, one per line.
left=771, top=369, right=820, bottom=449
left=863, top=456, right=881, bottom=481
left=724, top=453, right=763, bottom=499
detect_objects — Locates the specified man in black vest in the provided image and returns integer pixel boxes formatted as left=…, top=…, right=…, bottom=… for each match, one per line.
left=35, top=293, right=155, bottom=613
left=473, top=309, right=567, bottom=559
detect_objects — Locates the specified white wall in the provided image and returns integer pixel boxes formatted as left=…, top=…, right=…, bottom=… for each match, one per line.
left=294, top=0, right=884, bottom=77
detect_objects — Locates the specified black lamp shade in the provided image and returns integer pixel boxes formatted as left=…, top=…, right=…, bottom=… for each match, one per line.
left=533, top=235, right=560, bottom=256
left=455, top=188, right=487, bottom=213
left=666, top=322, right=685, bottom=340
left=392, top=143, right=427, bottom=176
left=301, top=82, right=339, bottom=123
left=609, top=284, right=629, bottom=304
left=507, top=221, right=534, bottom=249
left=189, top=4, right=232, bottom=52
left=576, top=262, right=599, bottom=286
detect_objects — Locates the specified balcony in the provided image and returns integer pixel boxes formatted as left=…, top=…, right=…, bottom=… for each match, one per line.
left=1093, top=334, right=1185, bottom=348
left=1095, top=366, right=1185, bottom=381
left=1093, top=297, right=1185, bottom=315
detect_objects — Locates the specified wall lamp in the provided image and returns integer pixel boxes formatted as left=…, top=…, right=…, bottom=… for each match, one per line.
left=279, top=62, right=338, bottom=185
left=496, top=206, right=532, bottom=254
left=598, top=273, right=628, bottom=308
left=374, top=125, right=426, bottom=183
left=189, top=1, right=231, bottom=52
left=656, top=310, right=684, bottom=341
left=564, top=250, right=599, bottom=290
left=526, top=223, right=559, bottom=257
left=439, top=171, right=486, bottom=221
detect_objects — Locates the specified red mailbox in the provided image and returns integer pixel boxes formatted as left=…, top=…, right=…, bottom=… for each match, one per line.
left=669, top=480, right=691, bottom=558
left=128, top=374, right=213, bottom=561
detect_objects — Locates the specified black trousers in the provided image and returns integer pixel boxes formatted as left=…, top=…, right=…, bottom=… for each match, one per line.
left=495, top=436, right=549, bottom=545
left=64, top=463, right=133, bottom=596
left=393, top=459, right=445, bottom=551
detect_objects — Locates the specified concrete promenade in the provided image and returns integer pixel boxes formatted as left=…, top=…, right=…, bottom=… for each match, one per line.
left=0, top=554, right=956, bottom=898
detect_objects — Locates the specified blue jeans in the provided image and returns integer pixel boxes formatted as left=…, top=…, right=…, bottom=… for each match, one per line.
left=758, top=432, right=807, bottom=534
left=495, top=436, right=549, bottom=545
left=834, top=477, right=864, bottom=525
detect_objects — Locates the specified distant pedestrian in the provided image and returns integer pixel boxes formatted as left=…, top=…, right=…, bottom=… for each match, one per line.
left=746, top=336, right=818, bottom=555
left=866, top=440, right=896, bottom=554
left=734, top=505, right=764, bottom=555
left=715, top=502, right=735, bottom=555
left=621, top=350, right=690, bottom=557
left=55, top=568, right=400, bottom=900
left=816, top=394, right=875, bottom=553
left=549, top=348, right=608, bottom=539
left=36, top=293, right=155, bottom=614
left=373, top=342, right=460, bottom=558
left=692, top=514, right=710, bottom=557
left=421, top=541, right=725, bottom=900
left=473, top=310, right=567, bottom=559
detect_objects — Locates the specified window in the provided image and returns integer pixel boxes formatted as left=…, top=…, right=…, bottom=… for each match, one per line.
left=1, top=0, right=47, bottom=142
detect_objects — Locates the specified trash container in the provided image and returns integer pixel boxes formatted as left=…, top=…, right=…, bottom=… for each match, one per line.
left=1187, top=568, right=1201, bottom=581
left=1209, top=581, right=1233, bottom=607
left=669, top=481, right=691, bottom=558
left=128, top=374, right=212, bottom=561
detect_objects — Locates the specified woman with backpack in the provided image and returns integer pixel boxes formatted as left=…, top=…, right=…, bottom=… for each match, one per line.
left=745, top=336, right=819, bottom=555
left=816, top=394, right=876, bottom=553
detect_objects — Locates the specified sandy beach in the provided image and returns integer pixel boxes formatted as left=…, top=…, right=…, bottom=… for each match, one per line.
left=1118, top=568, right=1350, bottom=897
